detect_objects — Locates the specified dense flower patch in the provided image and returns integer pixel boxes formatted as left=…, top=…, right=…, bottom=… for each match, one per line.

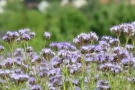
left=0, top=22, right=135, bottom=90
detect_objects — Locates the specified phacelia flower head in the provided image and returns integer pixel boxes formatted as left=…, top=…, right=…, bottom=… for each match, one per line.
left=31, top=85, right=41, bottom=90
left=40, top=48, right=55, bottom=60
left=122, top=23, right=135, bottom=38
left=26, top=46, right=33, bottom=53
left=29, top=32, right=36, bottom=39
left=44, top=32, right=51, bottom=40
left=101, top=36, right=112, bottom=43
left=125, top=44, right=134, bottom=51
left=21, top=34, right=31, bottom=41
left=110, top=25, right=122, bottom=38
left=0, top=45, right=4, bottom=52
left=73, top=33, right=90, bottom=46
left=96, top=80, right=111, bottom=90
left=19, top=28, right=30, bottom=35
left=89, top=32, right=99, bottom=42
left=109, top=38, right=120, bottom=47
left=3, top=31, right=19, bottom=44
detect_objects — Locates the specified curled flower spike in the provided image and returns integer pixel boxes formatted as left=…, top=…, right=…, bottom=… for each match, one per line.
left=96, top=80, right=111, bottom=90
left=21, top=34, right=31, bottom=41
left=125, top=44, right=134, bottom=51
left=89, top=32, right=99, bottom=42
left=123, top=23, right=135, bottom=38
left=16, top=38, right=21, bottom=44
left=28, top=77, right=36, bottom=85
left=110, top=25, right=122, bottom=38
left=73, top=33, right=90, bottom=46
left=101, top=36, right=112, bottom=43
left=0, top=45, right=4, bottom=52
left=109, top=38, right=120, bottom=47
left=44, top=32, right=51, bottom=40
left=29, top=32, right=36, bottom=39
left=3, top=31, right=19, bottom=44
left=18, top=28, right=35, bottom=42
left=19, top=28, right=30, bottom=35
left=26, top=46, right=33, bottom=53
left=31, top=85, right=42, bottom=90
left=40, top=48, right=55, bottom=60
left=73, top=32, right=98, bottom=46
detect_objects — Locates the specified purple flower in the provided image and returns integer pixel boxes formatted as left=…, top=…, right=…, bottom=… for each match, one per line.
left=4, top=58, right=13, bottom=69
left=121, top=58, right=133, bottom=67
left=31, top=85, right=41, bottom=90
left=40, top=48, right=55, bottom=60
left=19, top=28, right=30, bottom=35
left=21, top=34, right=31, bottom=41
left=99, top=41, right=110, bottom=51
left=50, top=42, right=76, bottom=51
left=26, top=46, right=33, bottom=53
left=16, top=38, right=21, bottom=44
left=75, top=86, right=80, bottom=90
left=3, top=35, right=12, bottom=44
left=110, top=25, right=121, bottom=37
left=73, top=38, right=80, bottom=45
left=50, top=56, right=62, bottom=68
left=14, top=48, right=24, bottom=57
left=122, top=23, right=135, bottom=38
left=50, top=42, right=59, bottom=51
left=81, top=46, right=89, bottom=54
left=85, top=54, right=94, bottom=64
left=125, top=44, right=134, bottom=51
left=6, top=31, right=14, bottom=37
left=13, top=31, right=19, bottom=38
left=29, top=32, right=36, bottom=39
left=44, top=32, right=51, bottom=40
left=49, top=75, right=62, bottom=86
left=14, top=69, right=23, bottom=74
left=0, top=45, right=4, bottom=52
left=101, top=36, right=112, bottom=43
left=3, top=31, right=19, bottom=44
left=89, top=32, right=99, bottom=42
left=49, top=68, right=61, bottom=76
left=28, top=77, right=36, bottom=85
left=109, top=38, right=120, bottom=47
left=10, top=73, right=29, bottom=83
left=73, top=33, right=90, bottom=46
left=96, top=80, right=110, bottom=90
left=58, top=50, right=70, bottom=59
left=31, top=55, right=41, bottom=64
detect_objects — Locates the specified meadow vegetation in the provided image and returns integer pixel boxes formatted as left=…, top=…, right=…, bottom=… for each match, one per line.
left=0, top=22, right=135, bottom=90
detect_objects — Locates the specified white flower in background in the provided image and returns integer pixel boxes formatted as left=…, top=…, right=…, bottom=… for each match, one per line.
left=0, top=0, right=7, bottom=13
left=61, top=0, right=69, bottom=6
left=72, top=0, right=87, bottom=8
left=61, top=0, right=87, bottom=8
left=38, top=1, right=49, bottom=13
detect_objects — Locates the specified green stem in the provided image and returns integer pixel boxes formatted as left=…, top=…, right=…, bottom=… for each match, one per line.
left=23, top=43, right=26, bottom=57
left=62, top=76, right=66, bottom=90
left=8, top=44, right=15, bottom=68
left=0, top=53, right=1, bottom=62
left=80, top=74, right=84, bottom=90
left=132, top=40, right=135, bottom=52
left=64, top=65, right=74, bottom=90
left=44, top=39, right=46, bottom=48
left=125, top=38, right=129, bottom=48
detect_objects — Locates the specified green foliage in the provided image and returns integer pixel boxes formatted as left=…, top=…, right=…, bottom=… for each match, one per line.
left=44, top=5, right=89, bottom=41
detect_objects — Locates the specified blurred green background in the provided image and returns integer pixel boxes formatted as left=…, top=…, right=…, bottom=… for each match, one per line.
left=0, top=0, right=135, bottom=51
